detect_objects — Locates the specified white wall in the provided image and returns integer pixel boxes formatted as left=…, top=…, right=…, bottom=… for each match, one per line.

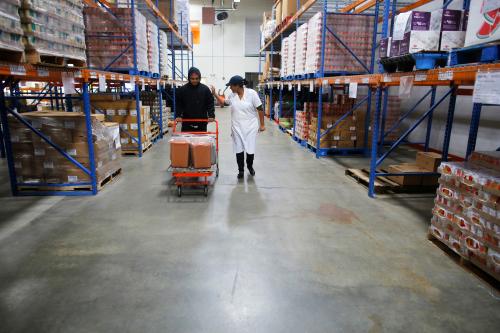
left=396, top=0, right=500, bottom=156
left=190, top=0, right=273, bottom=90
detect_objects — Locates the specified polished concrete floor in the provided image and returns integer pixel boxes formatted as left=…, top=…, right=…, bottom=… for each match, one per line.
left=0, top=109, right=499, bottom=333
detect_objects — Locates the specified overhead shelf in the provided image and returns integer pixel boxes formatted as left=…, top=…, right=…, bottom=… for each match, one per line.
left=0, top=62, right=186, bottom=86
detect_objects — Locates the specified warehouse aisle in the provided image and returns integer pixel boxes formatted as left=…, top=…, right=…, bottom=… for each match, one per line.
left=0, top=109, right=499, bottom=332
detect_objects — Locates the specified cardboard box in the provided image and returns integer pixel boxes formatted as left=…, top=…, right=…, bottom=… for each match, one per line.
left=393, top=10, right=441, bottom=55
left=191, top=142, right=212, bottom=169
left=465, top=1, right=500, bottom=47
left=380, top=37, right=391, bottom=58
left=416, top=151, right=442, bottom=172
left=281, top=0, right=306, bottom=21
left=170, top=139, right=190, bottom=168
left=387, top=163, right=425, bottom=186
left=158, top=0, right=176, bottom=21
left=440, top=9, right=467, bottom=51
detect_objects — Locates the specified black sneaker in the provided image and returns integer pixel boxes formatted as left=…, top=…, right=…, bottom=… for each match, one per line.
left=248, top=167, right=255, bottom=176
left=237, top=171, right=244, bottom=179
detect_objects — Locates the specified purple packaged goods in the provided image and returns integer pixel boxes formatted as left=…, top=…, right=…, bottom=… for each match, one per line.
left=399, top=33, right=410, bottom=55
left=390, top=39, right=400, bottom=57
left=409, top=11, right=431, bottom=30
left=380, top=38, right=389, bottom=58
left=441, top=9, right=462, bottom=31
left=462, top=10, right=468, bottom=31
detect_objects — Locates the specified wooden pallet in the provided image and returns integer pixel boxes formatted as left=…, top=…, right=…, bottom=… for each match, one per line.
left=345, top=168, right=437, bottom=194
left=17, top=168, right=122, bottom=193
left=427, top=232, right=500, bottom=289
left=121, top=142, right=153, bottom=156
left=25, top=50, right=86, bottom=68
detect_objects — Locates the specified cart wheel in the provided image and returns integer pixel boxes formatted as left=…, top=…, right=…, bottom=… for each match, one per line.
left=177, top=186, right=182, bottom=197
left=204, top=185, right=208, bottom=197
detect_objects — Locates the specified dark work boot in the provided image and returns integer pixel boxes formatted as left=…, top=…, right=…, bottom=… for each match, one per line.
left=246, top=153, right=255, bottom=176
left=236, top=152, right=244, bottom=179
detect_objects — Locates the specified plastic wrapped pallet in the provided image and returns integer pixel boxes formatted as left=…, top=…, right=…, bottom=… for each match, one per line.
left=159, top=29, right=169, bottom=77
left=280, top=37, right=289, bottom=77
left=8, top=111, right=122, bottom=185
left=21, top=0, right=86, bottom=64
left=294, top=23, right=308, bottom=75
left=84, top=6, right=148, bottom=72
left=147, top=20, right=160, bottom=75
left=430, top=155, right=500, bottom=281
left=0, top=0, right=24, bottom=54
left=305, top=11, right=373, bottom=74
left=286, top=31, right=296, bottom=76
left=75, top=95, right=153, bottom=152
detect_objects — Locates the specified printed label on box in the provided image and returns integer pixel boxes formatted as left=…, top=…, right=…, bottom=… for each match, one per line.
left=64, top=121, right=76, bottom=129
left=130, top=110, right=137, bottom=116
left=34, top=148, right=45, bottom=156
left=119, top=124, right=128, bottom=130
left=11, top=135, right=20, bottom=143
left=43, top=161, right=54, bottom=169
left=130, top=123, right=138, bottom=130
left=334, top=136, right=340, bottom=140
left=107, top=109, right=116, bottom=116
left=121, top=138, right=130, bottom=144
left=67, top=149, right=77, bottom=156
left=118, top=109, right=127, bottom=116
left=98, top=161, right=103, bottom=168
left=68, top=176, right=78, bottom=183
left=14, top=162, right=22, bottom=168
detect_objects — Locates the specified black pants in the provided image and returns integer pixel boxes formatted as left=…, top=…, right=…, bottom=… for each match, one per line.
left=236, top=152, right=254, bottom=172
left=181, top=122, right=207, bottom=132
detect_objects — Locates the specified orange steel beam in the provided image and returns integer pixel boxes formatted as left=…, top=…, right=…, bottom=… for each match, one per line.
left=341, top=0, right=368, bottom=13
left=354, top=0, right=377, bottom=14
left=378, top=0, right=434, bottom=23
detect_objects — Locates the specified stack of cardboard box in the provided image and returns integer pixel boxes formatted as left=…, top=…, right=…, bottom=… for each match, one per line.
left=280, top=37, right=289, bottom=77
left=8, top=111, right=121, bottom=186
left=294, top=23, right=308, bottom=75
left=77, top=95, right=152, bottom=153
left=274, top=0, right=307, bottom=25
left=430, top=151, right=500, bottom=281
left=170, top=135, right=216, bottom=169
left=387, top=151, right=442, bottom=186
left=159, top=30, right=169, bottom=77
left=84, top=7, right=148, bottom=71
left=305, top=12, right=373, bottom=74
left=294, top=109, right=311, bottom=140
left=147, top=21, right=160, bottom=75
left=286, top=31, right=296, bottom=76
left=22, top=0, right=87, bottom=63
left=0, top=0, right=24, bottom=54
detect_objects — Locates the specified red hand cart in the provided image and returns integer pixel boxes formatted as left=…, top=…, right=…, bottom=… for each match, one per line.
left=170, top=119, right=219, bottom=197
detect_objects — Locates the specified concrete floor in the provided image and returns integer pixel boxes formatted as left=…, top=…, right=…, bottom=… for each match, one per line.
left=0, top=109, right=499, bottom=333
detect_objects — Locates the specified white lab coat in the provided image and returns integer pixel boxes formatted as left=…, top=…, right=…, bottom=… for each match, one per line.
left=227, top=88, right=262, bottom=154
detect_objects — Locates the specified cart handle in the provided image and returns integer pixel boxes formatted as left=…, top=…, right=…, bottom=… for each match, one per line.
left=172, top=119, right=219, bottom=152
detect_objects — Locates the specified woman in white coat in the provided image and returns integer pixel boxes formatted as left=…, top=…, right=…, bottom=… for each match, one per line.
left=212, top=76, right=265, bottom=179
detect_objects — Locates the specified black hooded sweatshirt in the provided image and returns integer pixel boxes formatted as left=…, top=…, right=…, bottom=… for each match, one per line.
left=175, top=68, right=215, bottom=119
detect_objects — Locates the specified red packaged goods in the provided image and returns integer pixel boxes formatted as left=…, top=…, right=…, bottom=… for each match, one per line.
left=471, top=151, right=500, bottom=172
left=170, top=137, right=190, bottom=168
left=191, top=142, right=212, bottom=169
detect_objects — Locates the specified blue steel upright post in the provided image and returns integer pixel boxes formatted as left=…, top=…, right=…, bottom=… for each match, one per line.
left=0, top=80, right=18, bottom=195
left=441, top=85, right=457, bottom=162
left=465, top=103, right=482, bottom=160
left=424, top=86, right=437, bottom=151
left=82, top=82, right=98, bottom=194
left=130, top=0, right=143, bottom=156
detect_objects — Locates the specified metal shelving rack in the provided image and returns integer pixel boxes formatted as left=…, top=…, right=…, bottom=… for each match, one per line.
left=0, top=0, right=192, bottom=196
left=84, top=0, right=192, bottom=154
left=258, top=0, right=499, bottom=198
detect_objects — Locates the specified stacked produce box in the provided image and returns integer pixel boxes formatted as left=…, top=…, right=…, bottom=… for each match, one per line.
left=0, top=0, right=24, bottom=55
left=280, top=37, right=289, bottom=78
left=8, top=112, right=121, bottom=186
left=21, top=0, right=86, bottom=64
left=286, top=31, right=296, bottom=77
left=147, top=21, right=160, bottom=75
left=77, top=95, right=153, bottom=153
left=176, top=0, right=191, bottom=40
left=430, top=151, right=500, bottom=281
left=170, top=135, right=216, bottom=169
left=84, top=7, right=148, bottom=72
left=307, top=95, right=358, bottom=149
left=159, top=30, right=169, bottom=77
left=294, top=108, right=311, bottom=141
left=141, top=91, right=168, bottom=138
left=294, top=23, right=308, bottom=75
left=305, top=12, right=373, bottom=74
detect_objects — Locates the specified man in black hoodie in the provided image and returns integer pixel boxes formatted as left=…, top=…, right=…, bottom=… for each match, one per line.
left=175, top=67, right=215, bottom=132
